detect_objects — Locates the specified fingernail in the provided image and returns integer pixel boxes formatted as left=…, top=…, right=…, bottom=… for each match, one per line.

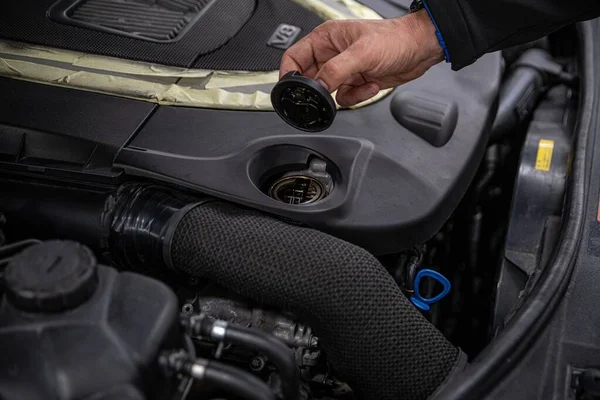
left=337, top=99, right=350, bottom=108
left=368, top=84, right=379, bottom=96
left=317, top=79, right=329, bottom=92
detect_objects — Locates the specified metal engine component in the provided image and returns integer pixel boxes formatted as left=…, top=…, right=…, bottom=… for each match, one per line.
left=268, top=158, right=334, bottom=205
left=184, top=292, right=321, bottom=369
left=269, top=176, right=325, bottom=205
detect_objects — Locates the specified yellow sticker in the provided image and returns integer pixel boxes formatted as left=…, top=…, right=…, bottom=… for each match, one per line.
left=535, top=139, right=555, bottom=172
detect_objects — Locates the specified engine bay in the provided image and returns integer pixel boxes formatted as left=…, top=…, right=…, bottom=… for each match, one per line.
left=0, top=1, right=585, bottom=399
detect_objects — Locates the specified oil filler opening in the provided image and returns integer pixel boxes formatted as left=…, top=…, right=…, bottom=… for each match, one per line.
left=269, top=175, right=325, bottom=205
left=266, top=157, right=334, bottom=205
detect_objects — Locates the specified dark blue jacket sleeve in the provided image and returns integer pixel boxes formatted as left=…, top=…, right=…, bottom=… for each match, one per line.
left=425, top=0, right=600, bottom=70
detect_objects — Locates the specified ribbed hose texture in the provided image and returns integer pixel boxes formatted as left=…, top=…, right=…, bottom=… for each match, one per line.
left=170, top=202, right=460, bottom=400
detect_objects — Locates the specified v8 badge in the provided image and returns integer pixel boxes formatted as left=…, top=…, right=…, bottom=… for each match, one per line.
left=267, top=24, right=302, bottom=50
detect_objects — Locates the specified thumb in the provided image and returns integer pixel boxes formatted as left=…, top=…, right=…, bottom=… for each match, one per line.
left=314, top=44, right=365, bottom=92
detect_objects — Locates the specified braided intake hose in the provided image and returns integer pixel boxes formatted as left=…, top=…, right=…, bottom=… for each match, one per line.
left=166, top=201, right=465, bottom=400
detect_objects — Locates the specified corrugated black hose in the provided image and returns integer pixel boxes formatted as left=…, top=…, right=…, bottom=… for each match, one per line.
left=165, top=201, right=465, bottom=400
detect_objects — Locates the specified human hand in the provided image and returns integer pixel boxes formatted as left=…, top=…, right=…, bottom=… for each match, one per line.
left=279, top=10, right=444, bottom=107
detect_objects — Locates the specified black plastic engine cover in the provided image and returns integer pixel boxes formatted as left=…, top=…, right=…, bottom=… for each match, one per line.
left=116, top=54, right=501, bottom=254
left=0, top=241, right=179, bottom=400
left=0, top=1, right=501, bottom=254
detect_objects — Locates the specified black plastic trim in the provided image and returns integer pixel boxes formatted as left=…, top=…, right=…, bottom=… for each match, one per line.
left=114, top=52, right=501, bottom=255
left=432, top=21, right=596, bottom=400
left=48, top=0, right=218, bottom=43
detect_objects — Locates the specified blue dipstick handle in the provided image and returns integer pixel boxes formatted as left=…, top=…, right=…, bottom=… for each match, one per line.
left=409, top=269, right=451, bottom=311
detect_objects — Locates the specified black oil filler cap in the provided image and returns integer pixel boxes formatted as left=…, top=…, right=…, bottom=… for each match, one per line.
left=271, top=71, right=336, bottom=132
left=3, top=240, right=98, bottom=313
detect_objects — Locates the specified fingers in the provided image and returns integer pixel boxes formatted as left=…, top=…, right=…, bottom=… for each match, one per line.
left=314, top=44, right=365, bottom=93
left=279, top=36, right=316, bottom=79
left=279, top=23, right=340, bottom=79
left=336, top=82, right=380, bottom=108
left=280, top=20, right=357, bottom=80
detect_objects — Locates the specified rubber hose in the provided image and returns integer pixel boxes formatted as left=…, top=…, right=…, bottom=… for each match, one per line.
left=168, top=202, right=463, bottom=400
left=201, top=361, right=275, bottom=400
left=224, top=324, right=299, bottom=400
left=196, top=319, right=299, bottom=400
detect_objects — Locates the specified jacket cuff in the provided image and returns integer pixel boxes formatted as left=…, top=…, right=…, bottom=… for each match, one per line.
left=423, top=0, right=478, bottom=70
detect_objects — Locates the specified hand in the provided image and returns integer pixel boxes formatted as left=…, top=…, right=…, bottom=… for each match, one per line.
left=279, top=10, right=445, bottom=107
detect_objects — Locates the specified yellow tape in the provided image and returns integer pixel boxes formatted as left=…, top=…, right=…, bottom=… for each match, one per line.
left=0, top=41, right=214, bottom=78
left=0, top=57, right=391, bottom=110
left=535, top=139, right=555, bottom=172
left=334, top=0, right=383, bottom=19
left=292, top=0, right=382, bottom=20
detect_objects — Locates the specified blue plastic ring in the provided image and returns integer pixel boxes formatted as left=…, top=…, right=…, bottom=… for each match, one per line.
left=409, top=269, right=451, bottom=311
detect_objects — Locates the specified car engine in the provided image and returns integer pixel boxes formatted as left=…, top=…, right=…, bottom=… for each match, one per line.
left=0, top=1, right=582, bottom=399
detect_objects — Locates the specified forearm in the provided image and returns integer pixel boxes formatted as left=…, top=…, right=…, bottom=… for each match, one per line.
left=424, top=0, right=600, bottom=70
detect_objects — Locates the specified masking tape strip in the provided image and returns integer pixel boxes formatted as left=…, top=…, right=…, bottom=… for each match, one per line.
left=0, top=57, right=391, bottom=110
left=0, top=58, right=274, bottom=109
left=292, top=0, right=382, bottom=20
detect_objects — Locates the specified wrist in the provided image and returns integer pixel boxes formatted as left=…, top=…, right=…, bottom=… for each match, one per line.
left=400, top=9, right=445, bottom=65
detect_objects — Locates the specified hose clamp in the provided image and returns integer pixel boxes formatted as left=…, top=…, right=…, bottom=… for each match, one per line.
left=162, top=199, right=216, bottom=270
left=211, top=320, right=228, bottom=341
left=189, top=358, right=209, bottom=380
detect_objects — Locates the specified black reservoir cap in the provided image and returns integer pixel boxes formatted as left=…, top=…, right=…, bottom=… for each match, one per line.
left=271, top=71, right=336, bottom=132
left=3, top=241, right=98, bottom=313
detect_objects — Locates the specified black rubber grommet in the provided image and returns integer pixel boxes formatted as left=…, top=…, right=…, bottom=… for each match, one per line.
left=271, top=71, right=336, bottom=132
